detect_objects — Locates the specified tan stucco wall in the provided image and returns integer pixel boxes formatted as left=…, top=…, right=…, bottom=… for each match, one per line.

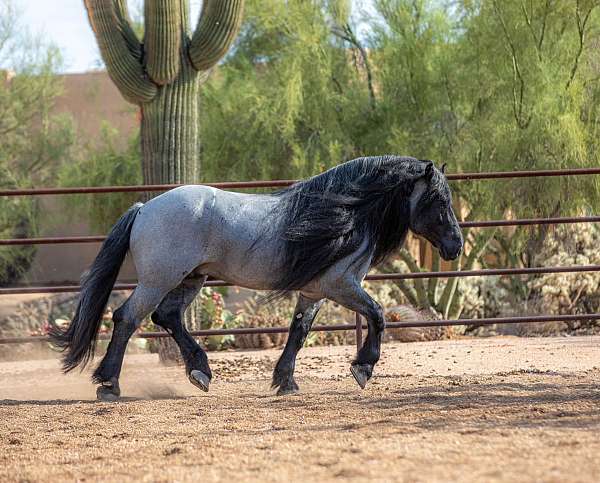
left=53, top=71, right=138, bottom=146
left=23, top=71, right=138, bottom=285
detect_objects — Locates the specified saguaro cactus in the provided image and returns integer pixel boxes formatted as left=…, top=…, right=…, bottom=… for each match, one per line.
left=84, top=0, right=244, bottom=185
left=84, top=0, right=245, bottom=361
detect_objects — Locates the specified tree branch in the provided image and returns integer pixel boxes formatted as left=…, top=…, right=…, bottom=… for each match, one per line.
left=144, top=0, right=182, bottom=85
left=538, top=0, right=551, bottom=53
left=84, top=0, right=157, bottom=105
left=332, top=23, right=377, bottom=111
left=493, top=0, right=530, bottom=129
left=189, top=0, right=245, bottom=72
left=566, top=0, right=597, bottom=90
left=399, top=248, right=430, bottom=309
left=520, top=0, right=549, bottom=61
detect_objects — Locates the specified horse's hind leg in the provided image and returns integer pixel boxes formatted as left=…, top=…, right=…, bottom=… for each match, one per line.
left=151, top=276, right=212, bottom=392
left=325, top=280, right=384, bottom=390
left=94, top=284, right=167, bottom=401
left=272, top=295, right=324, bottom=396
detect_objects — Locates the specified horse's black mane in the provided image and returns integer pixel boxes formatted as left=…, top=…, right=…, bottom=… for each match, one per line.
left=267, top=155, right=446, bottom=297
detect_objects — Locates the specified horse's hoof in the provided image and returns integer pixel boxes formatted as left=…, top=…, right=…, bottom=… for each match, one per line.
left=350, top=364, right=372, bottom=389
left=272, top=373, right=299, bottom=396
left=276, top=382, right=299, bottom=396
left=189, top=370, right=210, bottom=392
left=96, top=383, right=120, bottom=402
left=276, top=386, right=299, bottom=396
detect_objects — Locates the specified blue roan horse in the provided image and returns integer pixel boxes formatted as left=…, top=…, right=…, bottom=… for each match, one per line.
left=51, top=156, right=463, bottom=400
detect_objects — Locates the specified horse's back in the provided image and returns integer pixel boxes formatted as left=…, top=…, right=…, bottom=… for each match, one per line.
left=131, top=184, right=215, bottom=244
left=129, top=185, right=279, bottom=288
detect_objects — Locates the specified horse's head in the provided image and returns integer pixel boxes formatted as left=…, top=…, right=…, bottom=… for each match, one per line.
left=409, top=161, right=463, bottom=261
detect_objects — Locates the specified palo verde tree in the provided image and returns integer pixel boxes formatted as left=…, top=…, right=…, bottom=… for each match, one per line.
left=200, top=0, right=375, bottom=181
left=371, top=0, right=600, bottom=318
left=200, top=0, right=600, bottom=321
left=84, top=0, right=245, bottom=361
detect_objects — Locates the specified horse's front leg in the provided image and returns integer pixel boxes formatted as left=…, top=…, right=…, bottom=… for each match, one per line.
left=326, top=280, right=384, bottom=389
left=272, top=294, right=324, bottom=395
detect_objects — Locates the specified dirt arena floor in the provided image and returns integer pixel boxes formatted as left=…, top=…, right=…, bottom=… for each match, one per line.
left=1, top=336, right=600, bottom=482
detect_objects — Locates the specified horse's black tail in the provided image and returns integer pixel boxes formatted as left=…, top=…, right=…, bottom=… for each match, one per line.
left=49, top=203, right=143, bottom=373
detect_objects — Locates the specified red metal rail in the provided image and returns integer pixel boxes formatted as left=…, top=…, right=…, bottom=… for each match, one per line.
left=0, top=216, right=598, bottom=246
left=2, top=264, right=600, bottom=295
left=1, top=167, right=600, bottom=197
left=2, top=313, right=599, bottom=345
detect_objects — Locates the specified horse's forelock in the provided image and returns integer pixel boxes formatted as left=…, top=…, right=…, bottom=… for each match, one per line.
left=419, top=166, right=452, bottom=205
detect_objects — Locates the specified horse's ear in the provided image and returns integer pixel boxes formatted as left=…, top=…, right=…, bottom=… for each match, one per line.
left=424, top=161, right=435, bottom=180
left=441, top=163, right=447, bottom=174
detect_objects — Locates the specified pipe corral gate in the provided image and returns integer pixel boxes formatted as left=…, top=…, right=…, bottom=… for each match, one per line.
left=1, top=167, right=600, bottom=351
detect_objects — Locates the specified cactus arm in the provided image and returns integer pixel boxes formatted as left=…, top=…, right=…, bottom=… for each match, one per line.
left=144, top=0, right=183, bottom=85
left=439, top=229, right=495, bottom=319
left=380, top=260, right=420, bottom=307
left=427, top=249, right=440, bottom=307
left=392, top=278, right=420, bottom=308
left=115, top=0, right=143, bottom=62
left=437, top=257, right=461, bottom=318
left=189, top=0, right=245, bottom=71
left=84, top=0, right=158, bottom=105
left=399, top=248, right=430, bottom=309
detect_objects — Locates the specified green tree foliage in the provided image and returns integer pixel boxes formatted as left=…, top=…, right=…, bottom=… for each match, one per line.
left=59, top=125, right=141, bottom=233
left=0, top=0, right=75, bottom=284
left=379, top=0, right=600, bottom=316
left=202, top=0, right=600, bottom=211
left=197, top=0, right=600, bottom=317
left=200, top=0, right=372, bottom=181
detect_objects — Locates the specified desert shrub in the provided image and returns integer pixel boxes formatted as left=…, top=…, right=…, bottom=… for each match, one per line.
left=234, top=296, right=293, bottom=349
left=58, top=126, right=142, bottom=233
left=462, top=224, right=600, bottom=336
left=525, top=224, right=600, bottom=332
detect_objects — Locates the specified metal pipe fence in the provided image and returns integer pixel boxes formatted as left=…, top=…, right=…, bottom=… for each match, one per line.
left=1, top=166, right=599, bottom=348
left=2, top=264, right=600, bottom=295
left=2, top=313, right=600, bottom=346
left=2, top=215, right=599, bottom=246
left=1, top=166, right=600, bottom=197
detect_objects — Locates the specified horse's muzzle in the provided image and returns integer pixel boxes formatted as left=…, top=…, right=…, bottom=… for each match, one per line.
left=440, top=240, right=463, bottom=261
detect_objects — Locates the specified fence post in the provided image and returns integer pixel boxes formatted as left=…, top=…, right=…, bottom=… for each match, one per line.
left=355, top=312, right=363, bottom=351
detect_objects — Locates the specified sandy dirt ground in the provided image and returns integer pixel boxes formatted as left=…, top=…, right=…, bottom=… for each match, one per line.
left=1, top=335, right=600, bottom=482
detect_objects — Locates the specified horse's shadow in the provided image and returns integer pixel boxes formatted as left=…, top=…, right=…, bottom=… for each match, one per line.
left=2, top=379, right=599, bottom=434
left=0, top=395, right=187, bottom=406
left=245, top=379, right=600, bottom=433
left=355, top=380, right=600, bottom=431
left=214, top=378, right=600, bottom=432
left=365, top=381, right=600, bottom=409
